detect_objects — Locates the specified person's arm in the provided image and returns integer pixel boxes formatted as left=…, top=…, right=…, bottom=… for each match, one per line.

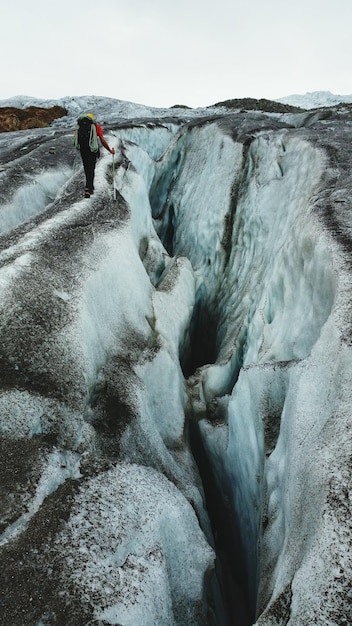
left=96, top=124, right=115, bottom=154
left=100, top=135, right=115, bottom=154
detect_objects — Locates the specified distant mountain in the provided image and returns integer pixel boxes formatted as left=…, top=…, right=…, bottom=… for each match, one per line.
left=276, top=90, right=352, bottom=110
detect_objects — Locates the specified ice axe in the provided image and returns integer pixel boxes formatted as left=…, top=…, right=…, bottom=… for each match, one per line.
left=112, top=152, right=117, bottom=201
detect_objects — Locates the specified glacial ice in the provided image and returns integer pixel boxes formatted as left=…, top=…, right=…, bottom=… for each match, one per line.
left=0, top=96, right=351, bottom=625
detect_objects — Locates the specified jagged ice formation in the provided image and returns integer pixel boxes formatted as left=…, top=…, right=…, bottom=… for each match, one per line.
left=0, top=96, right=351, bottom=625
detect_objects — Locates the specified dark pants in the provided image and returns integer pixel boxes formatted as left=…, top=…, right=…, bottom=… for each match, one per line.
left=80, top=148, right=98, bottom=192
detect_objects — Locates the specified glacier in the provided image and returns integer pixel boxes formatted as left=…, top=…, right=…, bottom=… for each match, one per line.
left=0, top=94, right=351, bottom=626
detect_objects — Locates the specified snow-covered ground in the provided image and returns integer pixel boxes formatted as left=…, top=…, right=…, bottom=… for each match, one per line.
left=2, top=89, right=352, bottom=118
left=0, top=94, right=351, bottom=625
left=0, top=93, right=228, bottom=127
left=276, top=89, right=352, bottom=109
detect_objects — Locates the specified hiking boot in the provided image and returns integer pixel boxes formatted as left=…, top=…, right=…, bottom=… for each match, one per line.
left=84, top=190, right=91, bottom=198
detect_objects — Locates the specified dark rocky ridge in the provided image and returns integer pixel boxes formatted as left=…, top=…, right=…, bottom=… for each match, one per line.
left=211, top=97, right=306, bottom=113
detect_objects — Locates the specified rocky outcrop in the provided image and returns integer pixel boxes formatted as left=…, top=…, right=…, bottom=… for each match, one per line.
left=212, top=97, right=305, bottom=113
left=0, top=105, right=67, bottom=132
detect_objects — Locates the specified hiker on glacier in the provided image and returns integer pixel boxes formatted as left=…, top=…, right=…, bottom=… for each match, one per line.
left=74, top=113, right=115, bottom=198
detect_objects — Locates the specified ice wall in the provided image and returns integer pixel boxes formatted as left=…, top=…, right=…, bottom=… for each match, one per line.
left=149, top=114, right=351, bottom=623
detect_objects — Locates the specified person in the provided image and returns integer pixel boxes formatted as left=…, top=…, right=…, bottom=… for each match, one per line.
left=74, top=113, right=115, bottom=198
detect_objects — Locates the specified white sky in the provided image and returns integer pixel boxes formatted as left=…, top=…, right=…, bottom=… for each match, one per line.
left=2, top=0, right=352, bottom=108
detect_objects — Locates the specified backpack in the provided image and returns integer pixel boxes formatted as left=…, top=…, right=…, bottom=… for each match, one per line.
left=74, top=115, right=99, bottom=153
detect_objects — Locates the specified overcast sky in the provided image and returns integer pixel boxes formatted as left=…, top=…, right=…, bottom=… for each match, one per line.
left=2, top=0, right=352, bottom=108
